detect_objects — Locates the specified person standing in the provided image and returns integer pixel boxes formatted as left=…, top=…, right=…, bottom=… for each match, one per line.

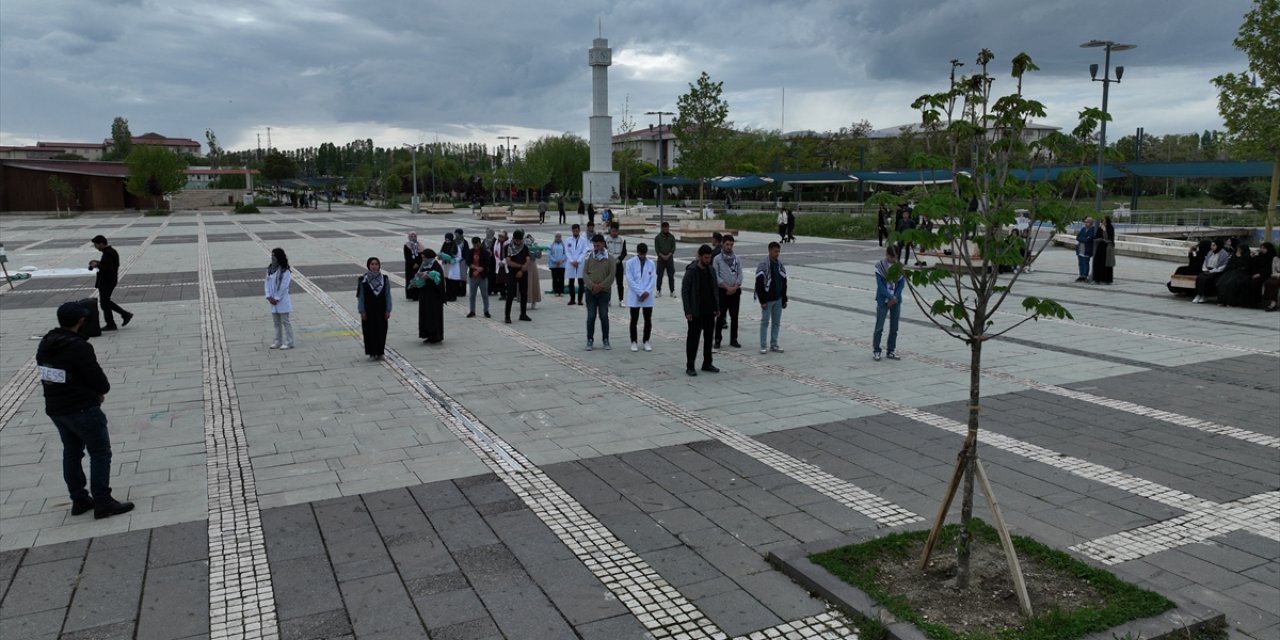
left=564, top=224, right=589, bottom=305
left=493, top=230, right=509, bottom=301
left=548, top=233, right=567, bottom=296
left=1091, top=216, right=1116, bottom=284
left=785, top=208, right=796, bottom=243
left=264, top=247, right=294, bottom=350
left=465, top=237, right=493, bottom=318
left=525, top=233, right=544, bottom=310
left=441, top=233, right=464, bottom=302
left=416, top=250, right=447, bottom=343
left=403, top=232, right=424, bottom=300
left=777, top=208, right=789, bottom=243
left=587, top=203, right=596, bottom=226
left=88, top=235, right=134, bottom=331
left=1074, top=217, right=1098, bottom=282
left=876, top=205, right=889, bottom=247
left=606, top=224, right=628, bottom=306
left=872, top=246, right=904, bottom=361
left=577, top=199, right=586, bottom=224
left=625, top=243, right=656, bottom=352
left=583, top=234, right=615, bottom=350
left=894, top=207, right=915, bottom=264
left=654, top=221, right=677, bottom=298
left=682, top=245, right=720, bottom=376
left=37, top=302, right=134, bottom=519
left=504, top=230, right=533, bottom=323
left=557, top=196, right=567, bottom=224
left=712, top=234, right=743, bottom=349
left=538, top=199, right=547, bottom=224
left=357, top=257, right=392, bottom=360
left=755, top=241, right=788, bottom=354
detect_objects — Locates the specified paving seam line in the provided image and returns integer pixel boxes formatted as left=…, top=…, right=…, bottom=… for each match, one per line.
left=234, top=213, right=859, bottom=640
left=198, top=218, right=279, bottom=640
left=0, top=215, right=173, bottom=432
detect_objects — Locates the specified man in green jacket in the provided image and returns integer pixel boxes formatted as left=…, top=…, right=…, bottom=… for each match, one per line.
left=583, top=234, right=616, bottom=351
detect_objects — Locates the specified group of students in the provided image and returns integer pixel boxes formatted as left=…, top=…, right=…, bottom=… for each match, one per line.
left=1180, top=238, right=1280, bottom=310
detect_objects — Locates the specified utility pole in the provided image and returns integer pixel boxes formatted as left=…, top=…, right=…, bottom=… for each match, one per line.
left=644, top=111, right=674, bottom=225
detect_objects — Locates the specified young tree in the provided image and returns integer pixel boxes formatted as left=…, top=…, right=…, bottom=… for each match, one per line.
left=1212, top=0, right=1278, bottom=238
left=48, top=176, right=75, bottom=215
left=126, top=146, right=188, bottom=210
left=673, top=71, right=732, bottom=203
left=205, top=129, right=223, bottom=169
left=105, top=116, right=133, bottom=160
left=522, top=134, right=589, bottom=197
left=890, top=50, right=1079, bottom=603
left=261, top=151, right=297, bottom=186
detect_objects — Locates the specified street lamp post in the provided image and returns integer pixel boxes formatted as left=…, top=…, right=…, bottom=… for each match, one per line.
left=498, top=136, right=519, bottom=210
left=1081, top=39, right=1136, bottom=215
left=402, top=143, right=419, bottom=213
left=644, top=110, right=674, bottom=225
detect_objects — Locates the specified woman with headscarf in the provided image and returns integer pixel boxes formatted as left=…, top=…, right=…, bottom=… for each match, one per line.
left=416, top=249, right=447, bottom=344
left=1262, top=243, right=1280, bottom=312
left=403, top=233, right=424, bottom=301
left=263, top=247, right=294, bottom=350
left=1216, top=243, right=1256, bottom=307
left=440, top=233, right=462, bottom=302
left=1192, top=239, right=1228, bottom=303
left=1091, top=216, right=1116, bottom=284
left=524, top=233, right=544, bottom=309
left=357, top=257, right=392, bottom=360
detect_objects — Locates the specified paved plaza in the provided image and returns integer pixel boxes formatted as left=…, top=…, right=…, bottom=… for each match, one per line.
left=0, top=206, right=1276, bottom=640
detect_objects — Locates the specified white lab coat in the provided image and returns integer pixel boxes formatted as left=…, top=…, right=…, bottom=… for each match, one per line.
left=564, top=234, right=590, bottom=279
left=446, top=245, right=463, bottom=281
left=264, top=269, right=293, bottom=314
left=623, top=256, right=656, bottom=308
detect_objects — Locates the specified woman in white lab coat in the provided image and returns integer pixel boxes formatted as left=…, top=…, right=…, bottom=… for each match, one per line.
left=263, top=247, right=294, bottom=350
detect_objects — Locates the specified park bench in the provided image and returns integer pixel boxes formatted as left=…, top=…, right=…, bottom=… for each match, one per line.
left=1167, top=274, right=1199, bottom=296
left=678, top=220, right=737, bottom=244
left=474, top=206, right=510, bottom=220
left=916, top=250, right=988, bottom=274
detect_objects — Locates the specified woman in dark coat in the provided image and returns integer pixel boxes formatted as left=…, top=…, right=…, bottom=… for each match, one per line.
left=416, top=250, right=447, bottom=344
left=357, top=257, right=392, bottom=360
left=785, top=209, right=797, bottom=242
left=1091, top=216, right=1116, bottom=284
left=1175, top=239, right=1212, bottom=276
left=403, top=233, right=424, bottom=300
left=1215, top=244, right=1256, bottom=307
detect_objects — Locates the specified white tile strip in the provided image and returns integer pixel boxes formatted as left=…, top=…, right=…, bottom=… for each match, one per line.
left=197, top=219, right=278, bottom=640
left=1071, top=491, right=1280, bottom=564
left=0, top=216, right=172, bottom=433
left=237, top=215, right=868, bottom=639
left=786, top=324, right=1280, bottom=449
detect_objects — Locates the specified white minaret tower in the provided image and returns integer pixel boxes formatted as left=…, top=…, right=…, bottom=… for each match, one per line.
left=583, top=36, right=619, bottom=206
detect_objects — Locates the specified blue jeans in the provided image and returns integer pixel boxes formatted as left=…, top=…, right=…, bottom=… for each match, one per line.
left=468, top=277, right=489, bottom=314
left=760, top=299, right=782, bottom=348
left=51, top=407, right=113, bottom=502
left=1077, top=253, right=1091, bottom=278
left=873, top=299, right=901, bottom=354
left=585, top=289, right=610, bottom=340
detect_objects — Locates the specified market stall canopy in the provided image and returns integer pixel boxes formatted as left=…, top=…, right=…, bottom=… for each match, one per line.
left=1007, top=165, right=1126, bottom=181
left=711, top=175, right=774, bottom=189
left=764, top=171, right=858, bottom=184
left=1114, top=161, right=1274, bottom=179
left=848, top=169, right=956, bottom=185
left=646, top=175, right=700, bottom=186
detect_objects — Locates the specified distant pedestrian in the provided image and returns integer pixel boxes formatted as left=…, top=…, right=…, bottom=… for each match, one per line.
left=785, top=209, right=796, bottom=242
left=264, top=247, right=294, bottom=350
left=1091, top=216, right=1116, bottom=284
left=37, top=302, right=134, bottom=519
left=577, top=200, right=585, bottom=224
left=587, top=203, right=596, bottom=226
left=876, top=205, right=889, bottom=247
left=403, top=232, right=424, bottom=300
left=755, top=241, right=788, bottom=354
left=583, top=234, right=615, bottom=350
left=465, top=237, right=493, bottom=318
left=872, top=246, right=904, bottom=361
left=557, top=197, right=566, bottom=224
left=538, top=199, right=547, bottom=224
left=712, top=234, right=743, bottom=350
left=493, top=230, right=509, bottom=300
left=416, top=249, right=447, bottom=343
left=894, top=207, right=915, bottom=264
left=357, top=257, right=392, bottom=360
left=89, top=235, right=133, bottom=330
left=504, top=230, right=533, bottom=323
left=777, top=209, right=788, bottom=243
left=606, top=224, right=627, bottom=305
left=625, top=243, right=656, bottom=352
left=565, top=224, right=589, bottom=304
left=525, top=233, right=543, bottom=309
left=654, top=221, right=677, bottom=297
left=1074, top=217, right=1097, bottom=282
left=682, top=245, right=720, bottom=376
left=548, top=233, right=567, bottom=296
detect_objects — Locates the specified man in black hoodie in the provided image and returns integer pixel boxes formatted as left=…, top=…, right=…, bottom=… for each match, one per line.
left=90, top=235, right=134, bottom=330
left=37, top=302, right=134, bottom=519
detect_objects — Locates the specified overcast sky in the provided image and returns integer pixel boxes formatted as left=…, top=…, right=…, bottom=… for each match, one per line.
left=0, top=0, right=1255, bottom=155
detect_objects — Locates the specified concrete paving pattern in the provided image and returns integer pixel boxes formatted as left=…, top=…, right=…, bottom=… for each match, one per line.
left=0, top=207, right=1276, bottom=640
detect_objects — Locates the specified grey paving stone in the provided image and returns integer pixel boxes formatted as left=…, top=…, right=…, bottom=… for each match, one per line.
left=135, top=560, right=207, bottom=640
left=452, top=543, right=529, bottom=593
left=408, top=480, right=470, bottom=513
left=0, top=608, right=64, bottom=640
left=733, top=570, right=827, bottom=621
left=594, top=510, right=680, bottom=554
left=701, top=505, right=793, bottom=548
left=62, top=538, right=147, bottom=633
left=262, top=505, right=326, bottom=563
left=723, top=484, right=799, bottom=519
left=767, top=510, right=843, bottom=544
left=574, top=613, right=652, bottom=640
left=361, top=487, right=424, bottom=513
left=674, top=488, right=737, bottom=512
left=642, top=545, right=723, bottom=588
left=541, top=463, right=624, bottom=505
left=411, top=587, right=488, bottom=630
left=616, top=482, right=685, bottom=513
left=21, top=540, right=86, bottom=566
left=523, top=557, right=628, bottom=625
left=87, top=529, right=149, bottom=551
left=650, top=507, right=716, bottom=535
left=427, top=505, right=499, bottom=553
left=338, top=573, right=427, bottom=638
left=482, top=509, right=576, bottom=567
left=278, top=608, right=353, bottom=640
left=145, top=521, right=206, bottom=568
left=677, top=527, right=771, bottom=578
left=428, top=616, right=500, bottom=640
left=0, top=557, right=81, bottom=616
left=405, top=570, right=469, bottom=598
left=473, top=581, right=576, bottom=640
left=457, top=478, right=517, bottom=506
left=59, top=620, right=135, bottom=640
left=324, top=525, right=395, bottom=583
left=313, top=495, right=374, bottom=531
left=271, top=555, right=345, bottom=620
left=694, top=588, right=782, bottom=637
left=386, top=533, right=457, bottom=580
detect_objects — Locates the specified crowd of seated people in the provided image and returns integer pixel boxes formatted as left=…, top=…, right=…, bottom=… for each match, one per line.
left=1184, top=239, right=1278, bottom=310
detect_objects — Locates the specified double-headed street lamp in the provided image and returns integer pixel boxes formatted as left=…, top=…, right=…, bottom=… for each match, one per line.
left=402, top=143, right=420, bottom=213
left=1081, top=39, right=1136, bottom=215
left=497, top=136, right=519, bottom=209
left=644, top=110, right=674, bottom=225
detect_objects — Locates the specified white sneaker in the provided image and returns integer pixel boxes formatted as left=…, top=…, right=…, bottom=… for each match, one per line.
left=269, top=343, right=280, bottom=349
left=630, top=342, right=639, bottom=352
left=1192, top=296, right=1203, bottom=304
left=279, top=344, right=293, bottom=350
left=760, top=347, right=768, bottom=354
left=643, top=342, right=652, bottom=352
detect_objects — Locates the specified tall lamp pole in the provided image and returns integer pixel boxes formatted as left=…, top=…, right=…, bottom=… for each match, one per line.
left=498, top=136, right=519, bottom=209
left=402, top=143, right=419, bottom=213
left=1081, top=39, right=1136, bottom=215
left=644, top=111, right=674, bottom=225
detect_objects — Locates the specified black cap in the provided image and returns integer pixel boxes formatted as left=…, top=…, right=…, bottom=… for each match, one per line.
left=57, top=301, right=87, bottom=326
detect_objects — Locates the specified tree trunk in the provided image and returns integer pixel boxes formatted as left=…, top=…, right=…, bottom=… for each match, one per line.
left=1266, top=156, right=1278, bottom=242
left=955, top=329, right=984, bottom=589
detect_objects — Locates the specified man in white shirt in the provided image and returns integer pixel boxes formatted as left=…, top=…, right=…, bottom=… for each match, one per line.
left=564, top=224, right=590, bottom=305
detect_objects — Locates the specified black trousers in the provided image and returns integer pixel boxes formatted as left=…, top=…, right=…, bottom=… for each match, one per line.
left=567, top=278, right=585, bottom=303
left=616, top=261, right=626, bottom=301
left=629, top=307, right=652, bottom=343
left=98, top=284, right=128, bottom=326
left=686, top=314, right=715, bottom=370
left=878, top=226, right=888, bottom=246
left=551, top=268, right=565, bottom=294
left=505, top=271, right=528, bottom=318
left=715, top=289, right=741, bottom=345
left=656, top=258, right=675, bottom=293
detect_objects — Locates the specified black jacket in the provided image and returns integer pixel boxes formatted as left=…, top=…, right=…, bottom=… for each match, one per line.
left=36, top=327, right=110, bottom=416
left=462, top=246, right=496, bottom=278
left=95, top=246, right=121, bottom=289
left=681, top=262, right=720, bottom=319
